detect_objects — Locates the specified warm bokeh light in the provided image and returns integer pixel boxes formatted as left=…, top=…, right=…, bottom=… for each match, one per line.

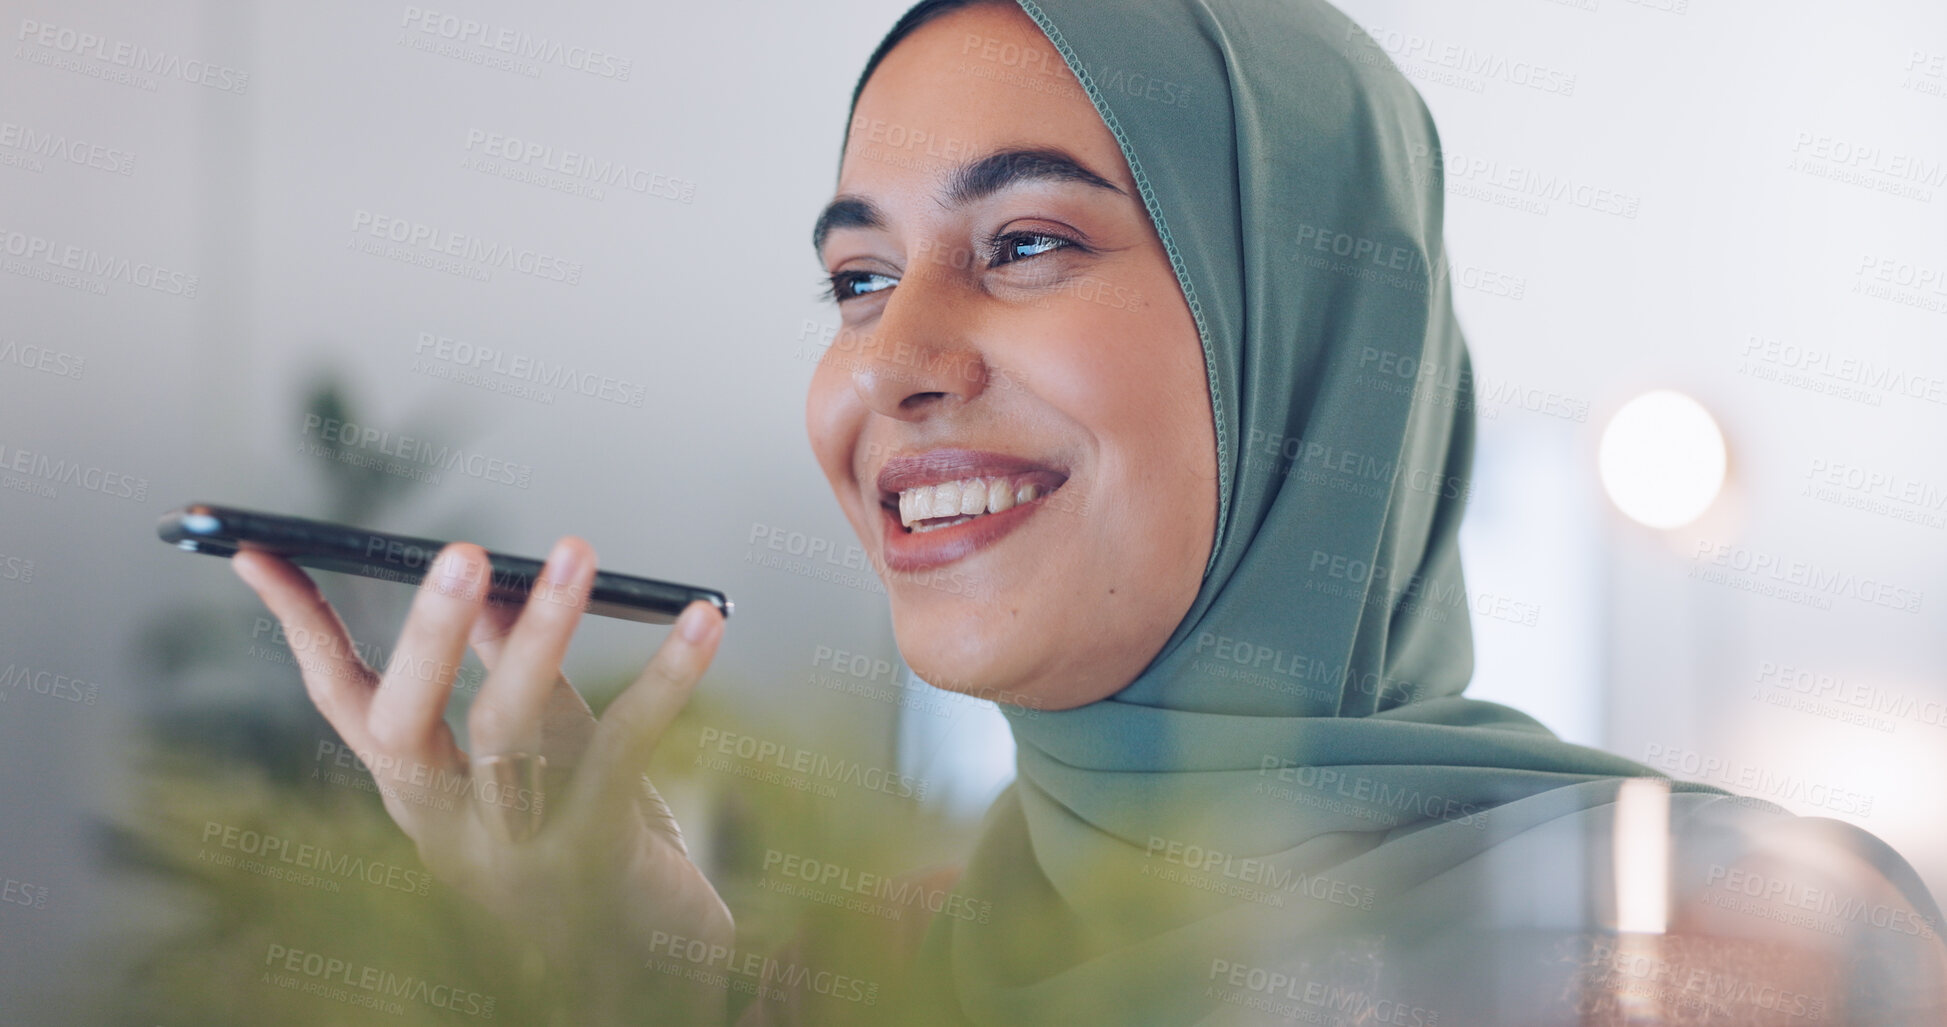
left=1598, top=390, right=1728, bottom=529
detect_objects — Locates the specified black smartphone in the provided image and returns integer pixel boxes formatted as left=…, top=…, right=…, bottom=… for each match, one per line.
left=158, top=502, right=731, bottom=625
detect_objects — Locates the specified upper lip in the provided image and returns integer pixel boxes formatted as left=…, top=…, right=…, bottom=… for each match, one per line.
left=874, top=448, right=1068, bottom=506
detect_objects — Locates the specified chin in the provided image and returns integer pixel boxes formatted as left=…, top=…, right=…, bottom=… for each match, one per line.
left=887, top=596, right=1057, bottom=710
left=888, top=594, right=1005, bottom=695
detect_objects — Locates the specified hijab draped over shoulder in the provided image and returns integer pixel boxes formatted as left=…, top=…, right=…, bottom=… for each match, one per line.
left=828, top=1, right=1947, bottom=1023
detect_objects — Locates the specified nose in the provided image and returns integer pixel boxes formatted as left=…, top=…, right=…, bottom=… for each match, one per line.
left=847, top=269, right=989, bottom=421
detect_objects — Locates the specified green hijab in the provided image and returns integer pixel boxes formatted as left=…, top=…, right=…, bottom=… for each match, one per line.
left=835, top=1, right=1946, bottom=1022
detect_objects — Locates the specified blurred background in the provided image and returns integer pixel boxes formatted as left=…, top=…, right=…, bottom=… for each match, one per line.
left=2, top=0, right=1942, bottom=1021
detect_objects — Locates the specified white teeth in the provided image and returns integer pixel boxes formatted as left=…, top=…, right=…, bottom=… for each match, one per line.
left=896, top=474, right=1058, bottom=529
left=931, top=481, right=962, bottom=518
left=959, top=479, right=985, bottom=516
left=911, top=515, right=974, bottom=534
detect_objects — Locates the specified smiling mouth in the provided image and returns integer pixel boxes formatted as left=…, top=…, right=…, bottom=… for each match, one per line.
left=892, top=475, right=1062, bottom=533
left=874, top=449, right=1071, bottom=536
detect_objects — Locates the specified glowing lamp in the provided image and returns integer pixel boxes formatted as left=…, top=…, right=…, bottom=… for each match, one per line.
left=1599, top=390, right=1727, bottom=529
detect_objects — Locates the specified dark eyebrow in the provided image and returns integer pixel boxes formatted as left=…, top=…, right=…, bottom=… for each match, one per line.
left=810, top=197, right=884, bottom=255
left=811, top=146, right=1125, bottom=253
left=944, top=147, right=1125, bottom=208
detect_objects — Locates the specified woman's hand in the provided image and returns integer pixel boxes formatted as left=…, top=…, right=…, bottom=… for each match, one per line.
left=233, top=537, right=732, bottom=1018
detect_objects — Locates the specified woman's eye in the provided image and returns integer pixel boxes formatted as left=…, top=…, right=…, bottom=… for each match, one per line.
left=990, top=232, right=1071, bottom=266
left=823, top=270, right=898, bottom=303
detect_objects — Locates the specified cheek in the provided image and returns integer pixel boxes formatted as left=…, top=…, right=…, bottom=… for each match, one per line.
left=1034, top=297, right=1210, bottom=482
left=1048, top=287, right=1213, bottom=581
left=805, top=363, right=864, bottom=497
left=1004, top=320, right=1208, bottom=603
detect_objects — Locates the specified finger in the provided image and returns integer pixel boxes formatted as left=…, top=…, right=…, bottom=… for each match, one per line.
left=468, top=597, right=593, bottom=722
left=465, top=599, right=524, bottom=666
left=467, top=600, right=594, bottom=797
left=566, top=600, right=723, bottom=825
left=468, top=537, right=595, bottom=757
left=366, top=543, right=487, bottom=763
left=231, top=550, right=379, bottom=742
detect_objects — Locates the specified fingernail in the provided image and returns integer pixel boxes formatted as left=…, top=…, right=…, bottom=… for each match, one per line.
left=547, top=539, right=588, bottom=581
left=679, top=602, right=716, bottom=644
left=436, top=548, right=471, bottom=591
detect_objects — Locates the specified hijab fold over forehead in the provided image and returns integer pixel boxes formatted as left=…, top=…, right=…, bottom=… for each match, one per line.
left=840, top=1, right=1946, bottom=1021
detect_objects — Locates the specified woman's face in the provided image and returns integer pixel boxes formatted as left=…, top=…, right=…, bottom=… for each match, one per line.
left=805, top=2, right=1217, bottom=711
